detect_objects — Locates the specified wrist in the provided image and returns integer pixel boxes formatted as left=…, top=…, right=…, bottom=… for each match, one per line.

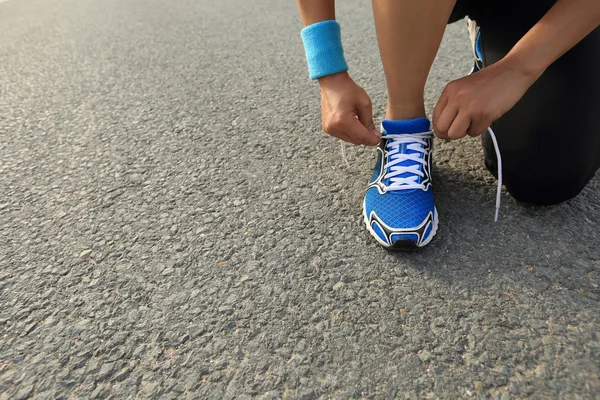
left=500, top=51, right=546, bottom=83
left=317, top=71, right=351, bottom=89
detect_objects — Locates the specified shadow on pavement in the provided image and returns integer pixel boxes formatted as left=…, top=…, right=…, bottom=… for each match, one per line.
left=392, top=164, right=599, bottom=302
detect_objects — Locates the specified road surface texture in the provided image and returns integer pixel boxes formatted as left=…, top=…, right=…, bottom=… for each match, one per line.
left=1, top=0, right=599, bottom=398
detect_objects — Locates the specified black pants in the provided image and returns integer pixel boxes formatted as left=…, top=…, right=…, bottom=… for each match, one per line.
left=450, top=0, right=600, bottom=205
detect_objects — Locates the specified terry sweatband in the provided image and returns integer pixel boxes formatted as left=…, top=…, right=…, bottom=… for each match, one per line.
left=301, top=20, right=348, bottom=80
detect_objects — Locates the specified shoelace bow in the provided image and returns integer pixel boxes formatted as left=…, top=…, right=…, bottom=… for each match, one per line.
left=344, top=127, right=503, bottom=222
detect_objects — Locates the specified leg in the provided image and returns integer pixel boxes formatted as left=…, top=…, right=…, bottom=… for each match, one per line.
left=474, top=0, right=600, bottom=205
left=372, top=0, right=457, bottom=120
left=363, top=0, right=458, bottom=249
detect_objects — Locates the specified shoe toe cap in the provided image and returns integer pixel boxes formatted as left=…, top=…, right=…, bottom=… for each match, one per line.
left=364, top=187, right=436, bottom=248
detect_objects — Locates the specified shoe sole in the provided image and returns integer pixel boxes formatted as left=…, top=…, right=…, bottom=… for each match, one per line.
left=363, top=205, right=439, bottom=250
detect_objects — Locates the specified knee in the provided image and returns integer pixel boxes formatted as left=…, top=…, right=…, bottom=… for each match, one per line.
left=503, top=165, right=593, bottom=206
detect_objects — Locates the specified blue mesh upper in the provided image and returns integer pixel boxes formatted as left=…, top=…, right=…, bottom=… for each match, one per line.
left=365, top=186, right=434, bottom=230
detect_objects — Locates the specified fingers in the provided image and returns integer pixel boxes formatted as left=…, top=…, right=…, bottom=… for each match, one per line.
left=323, top=116, right=360, bottom=144
left=355, top=99, right=381, bottom=146
left=432, top=91, right=447, bottom=135
left=323, top=109, right=381, bottom=147
left=433, top=103, right=458, bottom=140
left=437, top=109, right=489, bottom=140
left=325, top=128, right=360, bottom=145
left=323, top=113, right=371, bottom=146
left=434, top=81, right=488, bottom=140
left=467, top=119, right=490, bottom=137
left=318, top=75, right=381, bottom=146
left=447, top=112, right=471, bottom=140
left=467, top=109, right=493, bottom=137
left=340, top=113, right=380, bottom=146
left=324, top=116, right=380, bottom=146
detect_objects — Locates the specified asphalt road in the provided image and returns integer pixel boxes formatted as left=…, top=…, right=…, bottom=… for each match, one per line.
left=1, top=0, right=599, bottom=398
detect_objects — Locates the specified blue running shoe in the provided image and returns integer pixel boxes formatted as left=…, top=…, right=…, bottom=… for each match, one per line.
left=363, top=118, right=438, bottom=249
left=468, top=19, right=483, bottom=74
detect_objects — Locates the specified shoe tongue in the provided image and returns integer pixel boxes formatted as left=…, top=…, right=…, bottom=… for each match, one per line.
left=382, top=118, right=430, bottom=134
left=382, top=118, right=431, bottom=188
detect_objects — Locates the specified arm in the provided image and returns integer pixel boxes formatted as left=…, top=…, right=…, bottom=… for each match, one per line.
left=296, top=0, right=335, bottom=26
left=504, top=0, right=600, bottom=79
left=296, top=0, right=381, bottom=145
left=433, top=0, right=600, bottom=139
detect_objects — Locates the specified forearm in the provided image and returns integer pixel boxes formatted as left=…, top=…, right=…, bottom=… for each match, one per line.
left=502, top=0, right=600, bottom=78
left=296, top=0, right=335, bottom=26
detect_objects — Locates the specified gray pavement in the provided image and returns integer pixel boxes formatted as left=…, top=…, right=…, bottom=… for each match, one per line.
left=1, top=0, right=599, bottom=398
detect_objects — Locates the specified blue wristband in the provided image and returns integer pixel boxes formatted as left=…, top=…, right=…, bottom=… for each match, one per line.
left=301, top=20, right=349, bottom=80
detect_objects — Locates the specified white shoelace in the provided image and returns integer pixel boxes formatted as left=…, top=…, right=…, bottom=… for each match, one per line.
left=342, top=126, right=503, bottom=222
left=383, top=129, right=502, bottom=221
left=487, top=127, right=502, bottom=222
left=382, top=131, right=433, bottom=192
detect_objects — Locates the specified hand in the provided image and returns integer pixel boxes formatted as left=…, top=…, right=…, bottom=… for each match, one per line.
left=318, top=72, right=381, bottom=146
left=432, top=60, right=540, bottom=140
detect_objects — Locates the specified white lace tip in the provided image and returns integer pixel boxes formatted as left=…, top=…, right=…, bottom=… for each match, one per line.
left=340, top=141, right=350, bottom=168
left=488, top=127, right=502, bottom=223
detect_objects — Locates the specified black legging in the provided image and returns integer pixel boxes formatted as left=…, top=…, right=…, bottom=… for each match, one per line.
left=451, top=0, right=600, bottom=205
